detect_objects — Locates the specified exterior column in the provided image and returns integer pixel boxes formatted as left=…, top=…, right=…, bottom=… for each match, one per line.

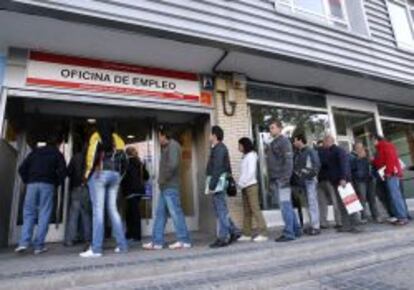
left=213, top=75, right=251, bottom=228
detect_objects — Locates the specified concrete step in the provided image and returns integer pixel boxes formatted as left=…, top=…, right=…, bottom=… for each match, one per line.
left=0, top=224, right=413, bottom=290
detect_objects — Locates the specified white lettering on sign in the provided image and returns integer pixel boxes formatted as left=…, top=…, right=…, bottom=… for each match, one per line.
left=25, top=51, right=212, bottom=105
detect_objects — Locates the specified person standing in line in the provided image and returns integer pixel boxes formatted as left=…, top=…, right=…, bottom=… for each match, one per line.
left=207, top=126, right=241, bottom=248
left=15, top=133, right=67, bottom=255
left=320, top=135, right=361, bottom=233
left=143, top=126, right=192, bottom=250
left=267, top=119, right=301, bottom=242
left=80, top=120, right=128, bottom=258
left=372, top=135, right=409, bottom=226
left=350, top=142, right=380, bottom=223
left=64, top=142, right=92, bottom=248
left=121, top=146, right=149, bottom=243
left=317, top=143, right=342, bottom=229
left=292, top=133, right=321, bottom=236
left=237, top=137, right=268, bottom=242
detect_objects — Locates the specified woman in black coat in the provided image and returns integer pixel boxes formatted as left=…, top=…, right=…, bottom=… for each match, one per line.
left=121, top=147, right=149, bottom=242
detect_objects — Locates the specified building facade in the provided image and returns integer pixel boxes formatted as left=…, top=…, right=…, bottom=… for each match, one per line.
left=0, top=0, right=414, bottom=246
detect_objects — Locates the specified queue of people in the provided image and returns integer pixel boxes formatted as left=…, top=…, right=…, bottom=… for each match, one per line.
left=13, top=118, right=411, bottom=257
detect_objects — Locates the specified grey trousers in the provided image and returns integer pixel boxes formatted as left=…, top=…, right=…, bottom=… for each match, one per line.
left=318, top=180, right=342, bottom=227
left=65, top=186, right=92, bottom=242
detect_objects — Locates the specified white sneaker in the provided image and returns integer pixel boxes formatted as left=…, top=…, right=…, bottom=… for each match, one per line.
left=114, top=247, right=128, bottom=254
left=79, top=248, right=102, bottom=258
left=168, top=241, right=192, bottom=250
left=387, top=217, right=398, bottom=223
left=238, top=235, right=252, bottom=242
left=142, top=242, right=163, bottom=250
left=15, top=246, right=28, bottom=253
left=253, top=235, right=269, bottom=242
left=34, top=248, right=48, bottom=255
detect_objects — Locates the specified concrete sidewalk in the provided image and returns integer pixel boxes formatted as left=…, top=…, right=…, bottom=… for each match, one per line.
left=1, top=222, right=413, bottom=290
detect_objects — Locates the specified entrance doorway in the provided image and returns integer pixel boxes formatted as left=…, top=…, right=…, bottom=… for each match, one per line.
left=328, top=96, right=382, bottom=155
left=1, top=97, right=207, bottom=245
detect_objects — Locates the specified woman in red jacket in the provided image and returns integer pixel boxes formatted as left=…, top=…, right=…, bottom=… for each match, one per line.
left=372, top=135, right=408, bottom=225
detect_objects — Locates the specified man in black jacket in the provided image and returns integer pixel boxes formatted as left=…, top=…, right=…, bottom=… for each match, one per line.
left=319, top=135, right=361, bottom=233
left=15, top=133, right=67, bottom=255
left=207, top=126, right=240, bottom=248
left=121, top=146, right=149, bottom=242
left=64, top=143, right=92, bottom=247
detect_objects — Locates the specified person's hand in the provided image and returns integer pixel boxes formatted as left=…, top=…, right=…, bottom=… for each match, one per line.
left=339, top=179, right=347, bottom=187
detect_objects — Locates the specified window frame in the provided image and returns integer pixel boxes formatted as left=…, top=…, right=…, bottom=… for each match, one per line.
left=275, top=0, right=350, bottom=31
left=387, top=0, right=414, bottom=52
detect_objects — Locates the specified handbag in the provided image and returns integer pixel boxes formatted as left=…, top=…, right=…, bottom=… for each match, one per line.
left=226, top=175, right=237, bottom=197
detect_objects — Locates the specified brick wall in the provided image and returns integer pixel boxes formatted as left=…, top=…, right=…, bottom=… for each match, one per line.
left=213, top=77, right=251, bottom=228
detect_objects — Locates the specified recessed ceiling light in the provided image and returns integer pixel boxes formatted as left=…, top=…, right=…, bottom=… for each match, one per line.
left=37, top=142, right=46, bottom=147
left=127, top=135, right=135, bottom=139
left=87, top=118, right=96, bottom=124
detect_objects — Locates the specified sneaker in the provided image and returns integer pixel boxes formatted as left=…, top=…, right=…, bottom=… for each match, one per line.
left=209, top=239, right=229, bottom=248
left=34, top=248, right=48, bottom=255
left=15, top=246, right=28, bottom=253
left=114, top=247, right=128, bottom=254
left=79, top=248, right=102, bottom=258
left=142, top=242, right=163, bottom=250
left=387, top=217, right=398, bottom=223
left=253, top=235, right=268, bottom=242
left=238, top=235, right=252, bottom=242
left=275, top=235, right=295, bottom=242
left=168, top=241, right=192, bottom=250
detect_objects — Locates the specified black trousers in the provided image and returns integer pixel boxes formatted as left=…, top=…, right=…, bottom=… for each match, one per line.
left=125, top=196, right=142, bottom=241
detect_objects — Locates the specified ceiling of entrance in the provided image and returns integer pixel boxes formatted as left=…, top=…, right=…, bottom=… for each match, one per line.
left=1, top=11, right=413, bottom=106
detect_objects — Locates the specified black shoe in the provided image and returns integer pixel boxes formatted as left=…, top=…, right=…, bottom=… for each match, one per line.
left=63, top=241, right=74, bottom=247
left=209, top=239, right=229, bottom=248
left=229, top=233, right=241, bottom=244
left=320, top=224, right=329, bottom=229
left=309, top=228, right=321, bottom=236
left=275, top=236, right=295, bottom=242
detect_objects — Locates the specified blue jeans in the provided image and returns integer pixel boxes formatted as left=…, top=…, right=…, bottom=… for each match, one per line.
left=386, top=177, right=408, bottom=220
left=152, top=188, right=191, bottom=245
left=304, top=179, right=320, bottom=230
left=212, top=191, right=240, bottom=240
left=271, top=180, right=301, bottom=239
left=88, top=171, right=127, bottom=253
left=19, top=182, right=55, bottom=250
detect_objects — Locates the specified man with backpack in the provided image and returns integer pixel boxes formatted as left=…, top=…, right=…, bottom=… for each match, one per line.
left=292, top=133, right=321, bottom=236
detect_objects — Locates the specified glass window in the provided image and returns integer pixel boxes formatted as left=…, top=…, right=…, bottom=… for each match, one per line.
left=251, top=105, right=329, bottom=210
left=382, top=120, right=414, bottom=198
left=276, top=0, right=349, bottom=29
left=332, top=108, right=378, bottom=155
left=388, top=0, right=414, bottom=50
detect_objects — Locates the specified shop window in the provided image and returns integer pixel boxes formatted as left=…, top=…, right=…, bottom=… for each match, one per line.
left=387, top=0, right=414, bottom=51
left=382, top=120, right=414, bottom=198
left=251, top=105, right=329, bottom=210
